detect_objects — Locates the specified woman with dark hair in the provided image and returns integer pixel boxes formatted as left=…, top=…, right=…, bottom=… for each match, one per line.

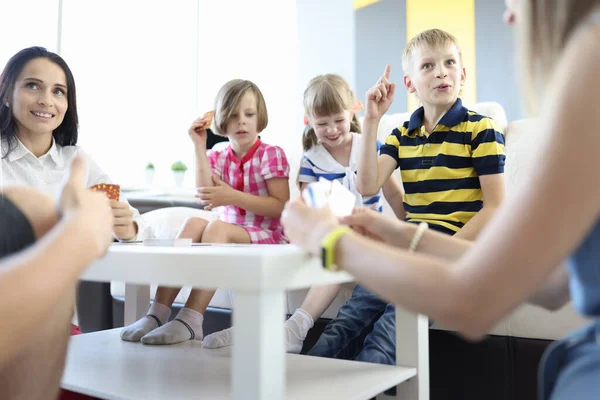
left=0, top=46, right=142, bottom=400
left=0, top=47, right=150, bottom=243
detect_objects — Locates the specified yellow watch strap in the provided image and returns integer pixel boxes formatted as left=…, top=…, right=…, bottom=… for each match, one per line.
left=321, top=226, right=352, bottom=271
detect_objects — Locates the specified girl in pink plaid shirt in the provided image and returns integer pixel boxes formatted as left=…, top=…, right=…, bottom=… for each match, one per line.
left=120, top=79, right=290, bottom=345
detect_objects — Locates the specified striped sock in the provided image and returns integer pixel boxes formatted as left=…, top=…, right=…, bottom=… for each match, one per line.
left=141, top=307, right=203, bottom=345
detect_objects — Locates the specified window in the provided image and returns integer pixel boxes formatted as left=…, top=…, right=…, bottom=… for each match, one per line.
left=3, top=1, right=296, bottom=190
left=0, top=0, right=59, bottom=67
left=60, top=0, right=199, bottom=188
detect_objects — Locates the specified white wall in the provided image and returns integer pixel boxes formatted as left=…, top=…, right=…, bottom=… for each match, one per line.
left=60, top=0, right=199, bottom=188
left=0, top=0, right=59, bottom=68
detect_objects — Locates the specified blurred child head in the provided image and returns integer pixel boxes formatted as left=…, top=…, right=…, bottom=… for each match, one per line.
left=509, top=0, right=598, bottom=114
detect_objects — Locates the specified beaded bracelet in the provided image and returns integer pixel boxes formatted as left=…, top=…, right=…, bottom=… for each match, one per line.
left=408, top=222, right=429, bottom=252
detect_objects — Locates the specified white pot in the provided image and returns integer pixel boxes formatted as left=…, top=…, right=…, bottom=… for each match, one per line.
left=173, top=170, right=186, bottom=187
left=144, top=169, right=155, bottom=186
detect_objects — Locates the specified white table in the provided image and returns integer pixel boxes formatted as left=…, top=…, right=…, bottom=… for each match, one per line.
left=62, top=243, right=429, bottom=399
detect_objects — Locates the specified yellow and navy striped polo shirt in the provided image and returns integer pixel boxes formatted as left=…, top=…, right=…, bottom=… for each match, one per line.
left=379, top=98, right=505, bottom=233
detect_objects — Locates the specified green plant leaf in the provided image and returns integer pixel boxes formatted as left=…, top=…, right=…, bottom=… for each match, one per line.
left=171, top=160, right=188, bottom=171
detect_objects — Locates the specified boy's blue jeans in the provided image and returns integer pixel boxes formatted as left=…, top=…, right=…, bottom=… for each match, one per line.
left=308, top=222, right=453, bottom=365
left=308, top=284, right=397, bottom=364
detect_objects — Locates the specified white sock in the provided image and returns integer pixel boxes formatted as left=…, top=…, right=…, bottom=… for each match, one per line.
left=141, top=307, right=204, bottom=345
left=203, top=309, right=314, bottom=354
left=285, top=308, right=314, bottom=354
left=120, top=302, right=171, bottom=342
left=202, top=326, right=234, bottom=349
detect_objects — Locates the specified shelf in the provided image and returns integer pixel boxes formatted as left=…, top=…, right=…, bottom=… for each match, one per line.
left=62, top=329, right=416, bottom=400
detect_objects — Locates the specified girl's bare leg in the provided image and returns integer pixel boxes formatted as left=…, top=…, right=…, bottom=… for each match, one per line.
left=141, top=221, right=250, bottom=345
left=120, top=217, right=209, bottom=342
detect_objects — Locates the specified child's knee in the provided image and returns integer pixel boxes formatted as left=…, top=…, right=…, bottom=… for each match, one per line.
left=3, top=187, right=58, bottom=239
left=179, top=217, right=209, bottom=241
left=201, top=220, right=228, bottom=243
left=183, top=217, right=209, bottom=231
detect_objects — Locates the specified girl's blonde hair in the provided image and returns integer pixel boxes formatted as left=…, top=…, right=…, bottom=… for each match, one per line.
left=213, top=79, right=268, bottom=136
left=302, top=74, right=361, bottom=151
left=519, top=0, right=598, bottom=115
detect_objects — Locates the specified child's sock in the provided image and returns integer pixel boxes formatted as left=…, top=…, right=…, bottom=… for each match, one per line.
left=202, top=326, right=233, bottom=349
left=284, top=308, right=314, bottom=354
left=140, top=307, right=203, bottom=345
left=203, top=308, right=314, bottom=354
left=120, top=302, right=171, bottom=342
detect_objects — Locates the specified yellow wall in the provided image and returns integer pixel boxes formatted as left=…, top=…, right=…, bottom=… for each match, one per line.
left=406, top=0, right=476, bottom=111
left=354, top=0, right=380, bottom=10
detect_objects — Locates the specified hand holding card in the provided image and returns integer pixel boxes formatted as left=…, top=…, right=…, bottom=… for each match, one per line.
left=196, top=110, right=214, bottom=131
left=301, top=178, right=356, bottom=217
left=89, top=183, right=120, bottom=201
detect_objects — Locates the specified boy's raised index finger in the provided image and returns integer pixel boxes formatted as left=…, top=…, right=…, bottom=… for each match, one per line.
left=383, top=64, right=391, bottom=79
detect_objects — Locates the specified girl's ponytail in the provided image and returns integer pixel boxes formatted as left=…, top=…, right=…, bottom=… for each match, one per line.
left=350, top=113, right=361, bottom=134
left=302, top=124, right=319, bottom=151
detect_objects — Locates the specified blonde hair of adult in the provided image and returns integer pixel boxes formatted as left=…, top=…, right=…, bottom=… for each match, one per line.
left=519, top=0, right=598, bottom=114
left=302, top=74, right=361, bottom=151
left=213, top=79, right=268, bottom=136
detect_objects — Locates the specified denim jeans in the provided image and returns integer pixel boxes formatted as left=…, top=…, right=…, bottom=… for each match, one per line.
left=308, top=221, right=453, bottom=365
left=539, top=320, right=600, bottom=400
left=308, top=284, right=397, bottom=365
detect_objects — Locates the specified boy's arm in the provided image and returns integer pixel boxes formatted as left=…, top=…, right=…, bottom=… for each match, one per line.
left=382, top=173, right=406, bottom=219
left=453, top=173, right=505, bottom=240
left=357, top=117, right=397, bottom=196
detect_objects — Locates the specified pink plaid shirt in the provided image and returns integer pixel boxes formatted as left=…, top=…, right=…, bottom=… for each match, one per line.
left=208, top=139, right=290, bottom=244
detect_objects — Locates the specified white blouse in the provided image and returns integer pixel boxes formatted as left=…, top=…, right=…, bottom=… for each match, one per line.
left=1, top=137, right=149, bottom=241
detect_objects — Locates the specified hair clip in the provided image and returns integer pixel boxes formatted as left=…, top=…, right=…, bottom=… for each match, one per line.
left=352, top=100, right=364, bottom=111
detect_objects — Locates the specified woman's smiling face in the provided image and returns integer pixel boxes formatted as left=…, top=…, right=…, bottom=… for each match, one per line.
left=11, top=57, right=68, bottom=137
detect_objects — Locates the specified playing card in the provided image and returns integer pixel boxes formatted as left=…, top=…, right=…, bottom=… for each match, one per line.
left=302, top=178, right=356, bottom=217
left=89, top=183, right=120, bottom=201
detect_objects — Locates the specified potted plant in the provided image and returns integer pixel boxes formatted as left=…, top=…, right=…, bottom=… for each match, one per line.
left=171, top=160, right=188, bottom=187
left=144, top=162, right=155, bottom=186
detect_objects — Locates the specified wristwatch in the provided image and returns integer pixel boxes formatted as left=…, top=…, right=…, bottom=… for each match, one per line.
left=321, top=226, right=352, bottom=271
